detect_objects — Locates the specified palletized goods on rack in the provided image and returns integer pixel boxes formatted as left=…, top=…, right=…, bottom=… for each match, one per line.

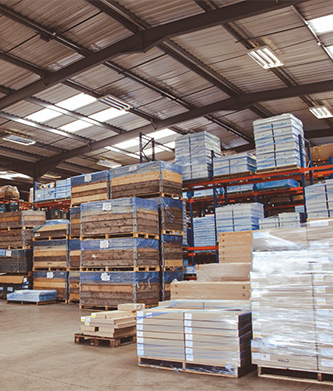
left=214, top=153, right=256, bottom=176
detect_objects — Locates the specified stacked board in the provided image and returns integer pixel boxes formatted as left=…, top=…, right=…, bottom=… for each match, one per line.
left=110, top=161, right=182, bottom=199
left=0, top=249, right=32, bottom=274
left=216, top=203, right=264, bottom=232
left=214, top=152, right=256, bottom=176
left=69, top=207, right=80, bottom=238
left=305, top=180, right=333, bottom=219
left=218, top=231, right=252, bottom=264
left=259, top=212, right=303, bottom=229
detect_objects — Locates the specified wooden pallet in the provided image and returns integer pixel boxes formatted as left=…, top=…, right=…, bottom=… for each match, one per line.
left=138, top=357, right=253, bottom=378
left=74, top=332, right=136, bottom=347
left=7, top=300, right=57, bottom=305
left=5, top=245, right=31, bottom=250
left=80, top=232, right=159, bottom=240
left=69, top=235, right=80, bottom=240
left=258, top=366, right=333, bottom=385
left=80, top=266, right=160, bottom=272
left=1, top=226, right=35, bottom=231
left=162, top=266, right=184, bottom=272
left=256, top=164, right=300, bottom=174
left=32, top=266, right=69, bottom=271
left=139, top=193, right=183, bottom=200
left=214, top=171, right=255, bottom=180
left=33, top=235, right=69, bottom=241
left=161, top=229, right=184, bottom=236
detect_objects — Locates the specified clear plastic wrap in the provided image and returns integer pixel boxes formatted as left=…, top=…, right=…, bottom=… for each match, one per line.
left=214, top=153, right=256, bottom=176
left=150, top=197, right=183, bottom=233
left=7, top=289, right=57, bottom=302
left=80, top=271, right=160, bottom=284
left=71, top=170, right=109, bottom=186
left=111, top=161, right=182, bottom=178
left=256, top=179, right=299, bottom=191
left=0, top=211, right=45, bottom=229
left=251, top=220, right=333, bottom=373
left=259, top=212, right=303, bottom=229
left=80, top=197, right=158, bottom=215
left=305, top=180, right=333, bottom=219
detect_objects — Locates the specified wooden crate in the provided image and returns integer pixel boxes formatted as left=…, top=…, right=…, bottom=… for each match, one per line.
left=110, top=161, right=182, bottom=199
left=0, top=274, right=32, bottom=299
left=69, top=207, right=80, bottom=238
left=80, top=198, right=159, bottom=238
left=80, top=238, right=159, bottom=269
left=33, top=239, right=69, bottom=270
left=152, top=198, right=184, bottom=233
left=69, top=270, right=80, bottom=302
left=33, top=270, right=68, bottom=301
left=218, top=231, right=253, bottom=263
left=0, top=249, right=32, bottom=274
left=0, top=211, right=45, bottom=229
left=71, top=171, right=109, bottom=207
left=160, top=234, right=183, bottom=268
left=33, top=221, right=69, bottom=240
left=0, top=229, right=33, bottom=249
left=69, top=239, right=80, bottom=269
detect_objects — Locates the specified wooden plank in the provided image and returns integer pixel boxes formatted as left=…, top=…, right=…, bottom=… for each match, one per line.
left=71, top=181, right=108, bottom=193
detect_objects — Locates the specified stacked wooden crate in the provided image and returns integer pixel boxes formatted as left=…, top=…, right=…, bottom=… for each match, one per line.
left=33, top=220, right=70, bottom=301
left=0, top=211, right=45, bottom=298
left=71, top=170, right=110, bottom=207
left=69, top=207, right=81, bottom=303
left=79, top=198, right=161, bottom=309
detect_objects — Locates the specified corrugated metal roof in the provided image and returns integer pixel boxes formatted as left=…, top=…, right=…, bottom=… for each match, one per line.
left=0, top=60, right=40, bottom=90
left=298, top=0, right=333, bottom=20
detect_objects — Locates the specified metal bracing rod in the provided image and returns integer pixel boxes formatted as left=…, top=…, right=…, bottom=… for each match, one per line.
left=0, top=0, right=311, bottom=110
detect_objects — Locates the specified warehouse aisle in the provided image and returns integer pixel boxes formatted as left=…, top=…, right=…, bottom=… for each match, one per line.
left=0, top=302, right=329, bottom=391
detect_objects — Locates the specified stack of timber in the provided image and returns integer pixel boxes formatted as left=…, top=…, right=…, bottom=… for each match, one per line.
left=79, top=271, right=160, bottom=309
left=251, top=220, right=333, bottom=383
left=80, top=198, right=159, bottom=239
left=218, top=231, right=252, bottom=265
left=69, top=238, right=80, bottom=303
left=69, top=207, right=80, bottom=238
left=161, top=270, right=184, bottom=301
left=137, top=302, right=253, bottom=377
left=71, top=170, right=110, bottom=207
left=0, top=274, right=31, bottom=299
left=33, top=220, right=70, bottom=301
left=7, top=289, right=57, bottom=304
left=76, top=303, right=144, bottom=347
left=0, top=249, right=32, bottom=274
left=110, top=161, right=182, bottom=199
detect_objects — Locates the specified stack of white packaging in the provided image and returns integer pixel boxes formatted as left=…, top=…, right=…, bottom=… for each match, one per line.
left=259, top=212, right=303, bottom=229
left=175, top=131, right=221, bottom=181
left=216, top=203, right=264, bottom=232
left=214, top=153, right=256, bottom=176
left=193, top=214, right=216, bottom=246
left=305, top=180, right=333, bottom=219
left=253, top=114, right=305, bottom=171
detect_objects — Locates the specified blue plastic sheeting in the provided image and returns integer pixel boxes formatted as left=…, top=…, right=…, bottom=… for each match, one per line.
left=33, top=239, right=68, bottom=249
left=33, top=219, right=69, bottom=234
left=81, top=237, right=159, bottom=251
left=80, top=197, right=158, bottom=215
left=162, top=271, right=184, bottom=284
left=7, top=289, right=57, bottom=302
left=216, top=203, right=264, bottom=232
left=160, top=234, right=182, bottom=245
left=256, top=179, right=299, bottom=191
left=227, top=184, right=254, bottom=194
left=69, top=239, right=80, bottom=251
left=71, top=170, right=110, bottom=186
left=80, top=271, right=160, bottom=284
left=175, top=131, right=221, bottom=180
left=110, top=161, right=182, bottom=178
left=214, top=152, right=256, bottom=176
left=150, top=197, right=182, bottom=210
left=193, top=215, right=216, bottom=247
left=0, top=249, right=32, bottom=257
left=70, top=206, right=80, bottom=216
left=33, top=271, right=68, bottom=279
left=253, top=114, right=305, bottom=170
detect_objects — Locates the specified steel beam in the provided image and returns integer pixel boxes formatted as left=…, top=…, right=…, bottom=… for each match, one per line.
left=38, top=79, right=333, bottom=173
left=0, top=0, right=311, bottom=110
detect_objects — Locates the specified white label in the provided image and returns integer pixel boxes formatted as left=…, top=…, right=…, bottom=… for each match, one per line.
left=314, top=274, right=324, bottom=282
left=252, top=291, right=260, bottom=298
left=185, top=341, right=193, bottom=348
left=102, top=203, right=112, bottom=211
left=184, top=320, right=192, bottom=327
left=0, top=287, right=3, bottom=290
left=185, top=348, right=193, bottom=355
left=100, top=240, right=109, bottom=249
left=136, top=324, right=143, bottom=331
left=91, top=313, right=96, bottom=318
left=128, top=165, right=137, bottom=172
left=316, top=286, right=326, bottom=294
left=185, top=334, right=193, bottom=341
left=7, top=287, right=13, bottom=292
left=47, top=272, right=54, bottom=279
left=251, top=340, right=260, bottom=348
left=185, top=313, right=192, bottom=320
left=80, top=316, right=86, bottom=322
left=261, top=354, right=271, bottom=361
left=316, top=298, right=326, bottom=304
left=84, top=174, right=92, bottom=182
left=137, top=318, right=143, bottom=324
left=317, top=308, right=333, bottom=316
left=35, top=233, right=40, bottom=237
left=253, top=332, right=262, bottom=339
left=5, top=250, right=11, bottom=257
left=137, top=337, right=144, bottom=344
left=85, top=321, right=90, bottom=326
left=137, top=331, right=143, bottom=337
left=101, top=272, right=110, bottom=281
left=309, top=220, right=329, bottom=227
left=253, top=321, right=262, bottom=329
left=186, top=354, right=193, bottom=362
left=252, top=353, right=261, bottom=360
left=184, top=327, right=192, bottom=333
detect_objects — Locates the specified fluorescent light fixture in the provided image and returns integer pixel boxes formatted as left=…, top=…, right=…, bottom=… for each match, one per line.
left=105, top=146, right=140, bottom=159
left=147, top=128, right=176, bottom=140
left=42, top=173, right=62, bottom=179
left=308, top=14, right=333, bottom=35
left=3, top=134, right=36, bottom=145
left=60, top=120, right=92, bottom=132
left=248, top=46, right=283, bottom=69
left=114, top=138, right=139, bottom=150
left=0, top=171, right=31, bottom=180
left=89, top=107, right=127, bottom=121
left=26, top=108, right=62, bottom=122
left=100, top=94, right=131, bottom=111
left=97, top=159, right=121, bottom=169
left=57, top=93, right=96, bottom=110
left=309, top=106, right=333, bottom=119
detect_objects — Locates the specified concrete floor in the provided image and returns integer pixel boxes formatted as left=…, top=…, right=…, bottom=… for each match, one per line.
left=0, top=302, right=331, bottom=391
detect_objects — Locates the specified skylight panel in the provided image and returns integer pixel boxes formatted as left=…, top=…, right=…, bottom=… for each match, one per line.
left=26, top=108, right=62, bottom=122
left=57, top=93, right=96, bottom=110
left=114, top=138, right=139, bottom=149
left=147, top=128, right=176, bottom=140
left=308, top=14, right=333, bottom=34
left=89, top=107, right=127, bottom=122
left=60, top=120, right=92, bottom=132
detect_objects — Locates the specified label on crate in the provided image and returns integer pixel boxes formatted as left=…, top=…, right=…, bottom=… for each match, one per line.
left=137, top=331, right=143, bottom=337
left=0, top=287, right=3, bottom=290
left=136, top=324, right=143, bottom=331
left=312, top=264, right=323, bottom=272
left=317, top=308, right=333, bottom=316
left=100, top=240, right=109, bottom=249
left=80, top=317, right=86, bottom=322
left=184, top=320, right=192, bottom=327
left=184, top=313, right=192, bottom=320
left=316, top=297, right=326, bottom=305
left=185, top=341, right=193, bottom=348
left=84, top=174, right=92, bottom=182
left=253, top=321, right=262, bottom=329
left=251, top=282, right=260, bottom=288
left=102, top=203, right=112, bottom=211
left=252, top=353, right=261, bottom=360
left=309, top=220, right=329, bottom=227
left=35, top=233, right=40, bottom=237
left=184, top=327, right=192, bottom=333
left=185, top=334, right=193, bottom=341
left=316, top=286, right=326, bottom=294
left=7, top=287, right=13, bottom=292
left=101, top=272, right=110, bottom=281
left=137, top=337, right=144, bottom=344
left=186, top=355, right=193, bottom=362
left=47, top=272, right=54, bottom=279
left=128, top=165, right=137, bottom=172
left=260, top=354, right=271, bottom=361
left=251, top=291, right=260, bottom=298
left=5, top=250, right=11, bottom=257
left=91, top=313, right=97, bottom=318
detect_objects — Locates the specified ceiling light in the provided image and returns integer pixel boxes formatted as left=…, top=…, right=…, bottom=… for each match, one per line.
left=60, top=120, right=92, bottom=132
left=147, top=128, right=176, bottom=140
left=308, top=14, right=333, bottom=35
left=309, top=106, right=333, bottom=119
left=89, top=107, right=127, bottom=121
left=248, top=46, right=283, bottom=69
left=42, top=173, right=62, bottom=179
left=97, top=159, right=121, bottom=169
left=3, top=134, right=36, bottom=145
left=99, top=95, right=131, bottom=111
